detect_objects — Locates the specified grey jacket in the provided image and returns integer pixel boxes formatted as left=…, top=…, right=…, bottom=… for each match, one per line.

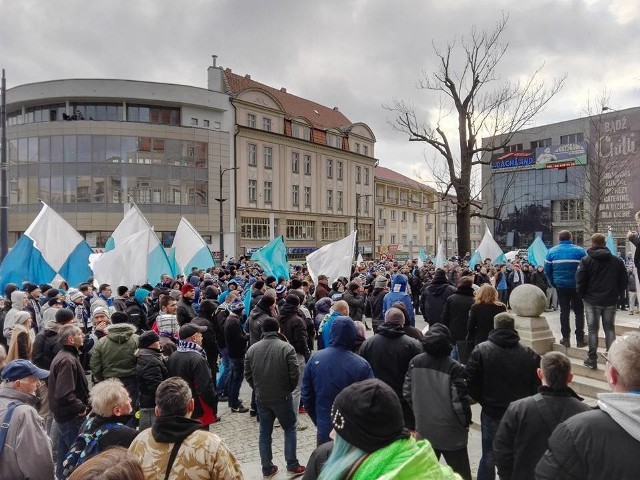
left=2, top=291, right=27, bottom=342
left=244, top=331, right=299, bottom=405
left=0, top=386, right=55, bottom=480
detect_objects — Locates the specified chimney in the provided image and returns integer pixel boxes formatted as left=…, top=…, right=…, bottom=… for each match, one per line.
left=280, top=87, right=287, bottom=93
left=333, top=107, right=339, bottom=111
left=245, top=74, right=251, bottom=80
left=212, top=55, right=217, bottom=67
left=207, top=55, right=223, bottom=92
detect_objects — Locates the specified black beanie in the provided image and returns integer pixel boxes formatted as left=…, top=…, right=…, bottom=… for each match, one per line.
left=111, top=312, right=129, bottom=324
left=331, top=379, right=410, bottom=452
left=261, top=317, right=279, bottom=333
left=198, top=299, right=217, bottom=319
left=432, top=269, right=448, bottom=284
left=138, top=331, right=160, bottom=349
left=55, top=308, right=75, bottom=324
left=284, top=294, right=300, bottom=307
left=257, top=295, right=276, bottom=309
left=423, top=323, right=453, bottom=357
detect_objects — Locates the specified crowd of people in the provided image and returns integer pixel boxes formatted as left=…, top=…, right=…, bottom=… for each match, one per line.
left=0, top=227, right=638, bottom=479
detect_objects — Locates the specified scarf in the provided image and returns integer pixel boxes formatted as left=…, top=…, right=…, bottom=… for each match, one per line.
left=29, top=298, right=42, bottom=330
left=177, top=340, right=207, bottom=360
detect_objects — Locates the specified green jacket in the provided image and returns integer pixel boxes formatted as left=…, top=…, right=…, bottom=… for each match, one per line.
left=353, top=437, right=462, bottom=480
left=90, top=323, right=139, bottom=381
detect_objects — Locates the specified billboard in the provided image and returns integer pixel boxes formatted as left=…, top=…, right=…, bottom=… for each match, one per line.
left=535, top=142, right=587, bottom=169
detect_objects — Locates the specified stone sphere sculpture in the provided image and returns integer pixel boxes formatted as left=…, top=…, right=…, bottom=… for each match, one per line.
left=509, top=284, right=547, bottom=317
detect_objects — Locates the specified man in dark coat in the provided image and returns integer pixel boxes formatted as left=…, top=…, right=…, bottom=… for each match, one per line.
left=421, top=269, right=456, bottom=326
left=224, top=299, right=249, bottom=412
left=342, top=282, right=366, bottom=323
left=191, top=299, right=219, bottom=376
left=314, top=275, right=330, bottom=301
left=441, top=276, right=476, bottom=358
left=465, top=313, right=541, bottom=480
left=176, top=284, right=197, bottom=326
left=135, top=331, right=168, bottom=430
left=359, top=307, right=422, bottom=429
left=493, top=351, right=590, bottom=480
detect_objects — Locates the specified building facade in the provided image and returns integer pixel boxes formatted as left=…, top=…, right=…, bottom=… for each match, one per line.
left=223, top=69, right=377, bottom=262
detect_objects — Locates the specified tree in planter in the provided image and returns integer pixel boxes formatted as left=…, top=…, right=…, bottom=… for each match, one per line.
left=386, top=13, right=565, bottom=255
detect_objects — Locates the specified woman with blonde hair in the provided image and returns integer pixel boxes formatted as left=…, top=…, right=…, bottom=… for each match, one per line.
left=467, top=284, right=507, bottom=346
left=69, top=446, right=144, bottom=480
left=6, top=311, right=34, bottom=362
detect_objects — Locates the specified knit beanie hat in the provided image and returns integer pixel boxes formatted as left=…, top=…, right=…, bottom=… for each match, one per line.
left=55, top=308, right=75, bottom=324
left=284, top=294, right=300, bottom=307
left=111, top=312, right=129, bottom=324
left=374, top=276, right=388, bottom=289
left=432, top=269, right=448, bottom=284
left=423, top=323, right=453, bottom=357
left=181, top=284, right=195, bottom=296
left=257, top=295, right=276, bottom=309
left=229, top=298, right=245, bottom=314
left=138, top=331, right=160, bottom=349
left=134, top=288, right=151, bottom=304
left=331, top=379, right=410, bottom=452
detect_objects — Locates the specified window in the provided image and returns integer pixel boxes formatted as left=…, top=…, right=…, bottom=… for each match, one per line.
left=530, top=138, right=552, bottom=149
left=264, top=181, right=272, bottom=203
left=191, top=118, right=198, bottom=126
left=292, top=123, right=299, bottom=138
left=286, top=219, right=315, bottom=240
left=264, top=146, right=272, bottom=168
left=304, top=187, right=311, bottom=207
left=359, top=224, right=372, bottom=241
left=247, top=114, right=256, bottom=128
left=291, top=152, right=299, bottom=173
left=390, top=234, right=396, bottom=244
left=203, top=120, right=210, bottom=127
left=263, top=117, right=272, bottom=132
left=504, top=143, right=523, bottom=153
left=293, top=123, right=311, bottom=140
left=402, top=235, right=407, bottom=244
left=126, top=104, right=179, bottom=125
left=356, top=166, right=361, bottom=184
left=248, top=180, right=257, bottom=202
left=247, top=143, right=257, bottom=166
left=304, top=155, right=312, bottom=175
left=337, top=191, right=343, bottom=211
left=301, top=126, right=311, bottom=141
left=378, top=208, right=384, bottom=219
left=292, top=185, right=299, bottom=206
left=214, top=121, right=221, bottom=129
left=363, top=145, right=369, bottom=156
left=337, top=161, right=343, bottom=180
left=241, top=217, right=270, bottom=239
left=378, top=235, right=383, bottom=244
left=364, top=168, right=370, bottom=185
left=391, top=209, right=396, bottom=221
left=327, top=190, right=333, bottom=209
left=363, top=196, right=370, bottom=214
left=402, top=211, right=407, bottom=222
left=560, top=133, right=584, bottom=144
left=327, top=159, right=333, bottom=178
left=570, top=230, right=585, bottom=245
left=322, top=222, right=347, bottom=241
left=557, top=199, right=584, bottom=221
left=413, top=212, right=418, bottom=223
left=355, top=143, right=360, bottom=154
left=327, top=134, right=342, bottom=148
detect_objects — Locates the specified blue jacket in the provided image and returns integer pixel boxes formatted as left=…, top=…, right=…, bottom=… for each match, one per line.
left=319, top=310, right=340, bottom=350
left=382, top=274, right=415, bottom=326
left=544, top=240, right=586, bottom=289
left=301, top=316, right=374, bottom=444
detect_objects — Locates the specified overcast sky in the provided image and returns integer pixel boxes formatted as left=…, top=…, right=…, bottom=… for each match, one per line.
left=2, top=0, right=640, bottom=186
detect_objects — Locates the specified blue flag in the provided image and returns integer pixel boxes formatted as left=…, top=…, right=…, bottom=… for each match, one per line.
left=418, top=247, right=427, bottom=262
left=606, top=230, right=617, bottom=255
left=527, top=236, right=549, bottom=267
left=251, top=236, right=290, bottom=281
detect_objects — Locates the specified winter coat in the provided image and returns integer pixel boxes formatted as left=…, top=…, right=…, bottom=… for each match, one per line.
left=90, top=323, right=139, bottom=382
left=464, top=328, right=540, bottom=420
left=493, top=386, right=591, bottom=480
left=440, top=285, right=475, bottom=342
left=244, top=331, right=299, bottom=405
left=507, top=269, right=526, bottom=289
left=467, top=302, right=507, bottom=346
left=536, top=393, right=640, bottom=480
left=0, top=386, right=54, bottom=480
left=530, top=269, right=550, bottom=293
left=69, top=413, right=138, bottom=461
left=544, top=240, right=586, bottom=289
left=314, top=281, right=330, bottom=301
left=224, top=314, right=248, bottom=359
left=128, top=415, right=242, bottom=480
left=318, top=310, right=340, bottom=350
left=249, top=287, right=264, bottom=311
left=301, top=316, right=374, bottom=443
left=6, top=322, right=32, bottom=362
left=2, top=290, right=27, bottom=342
left=32, top=321, right=60, bottom=369
left=136, top=347, right=169, bottom=408
left=313, top=297, right=332, bottom=330
left=247, top=302, right=272, bottom=346
left=177, top=297, right=197, bottom=326
left=364, top=288, right=386, bottom=329
left=420, top=281, right=456, bottom=326
left=124, top=299, right=148, bottom=331
left=48, top=345, right=90, bottom=423
left=576, top=246, right=628, bottom=306
left=342, top=290, right=366, bottom=322
left=213, top=307, right=229, bottom=349
left=383, top=275, right=415, bottom=326
left=278, top=304, right=310, bottom=359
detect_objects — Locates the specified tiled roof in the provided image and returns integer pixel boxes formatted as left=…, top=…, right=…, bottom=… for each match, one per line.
left=223, top=69, right=352, bottom=130
left=375, top=166, right=433, bottom=191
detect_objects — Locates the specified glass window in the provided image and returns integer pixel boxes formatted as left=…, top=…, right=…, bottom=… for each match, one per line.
left=263, top=117, right=272, bottom=132
left=337, top=161, right=343, bottom=180
left=321, top=222, right=347, bottom=241
left=191, top=118, right=198, bottom=126
left=355, top=143, right=360, bottom=154
left=304, top=186, right=311, bottom=207
left=264, top=181, right=272, bottom=203
left=51, top=136, right=63, bottom=163
left=364, top=168, right=370, bottom=185
left=356, top=166, right=361, bottom=184
left=248, top=180, right=257, bottom=202
left=203, top=120, right=210, bottom=127
left=292, top=152, right=299, bottom=173
left=327, top=190, right=333, bottom=209
left=77, top=136, right=91, bottom=162
left=286, top=220, right=314, bottom=240
left=327, top=159, right=333, bottom=178
left=38, top=137, right=50, bottom=163
left=248, top=144, right=257, bottom=166
left=292, top=185, right=299, bottom=206
left=248, top=114, right=256, bottom=128
left=27, top=137, right=38, bottom=163
left=264, top=146, right=272, bottom=168
left=241, top=217, right=270, bottom=239
left=363, top=145, right=369, bottom=156
left=64, top=136, right=77, bottom=163
left=304, top=155, right=311, bottom=175
left=63, top=176, right=77, bottom=203
left=391, top=209, right=396, bottom=221
left=337, top=191, right=343, bottom=211
left=121, top=137, right=138, bottom=164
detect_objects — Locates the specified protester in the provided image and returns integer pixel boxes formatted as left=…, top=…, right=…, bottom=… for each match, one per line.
left=317, top=299, right=349, bottom=350
left=466, top=284, right=507, bottom=346
left=2, top=289, right=28, bottom=344
left=6, top=311, right=34, bottom=362
left=420, top=268, right=455, bottom=326
left=364, top=275, right=388, bottom=332
left=441, top=276, right=476, bottom=359
left=383, top=273, right=415, bottom=326
left=224, top=298, right=249, bottom=412
left=136, top=330, right=168, bottom=430
left=177, top=284, right=197, bottom=326
left=154, top=294, right=180, bottom=339
left=342, top=281, right=366, bottom=324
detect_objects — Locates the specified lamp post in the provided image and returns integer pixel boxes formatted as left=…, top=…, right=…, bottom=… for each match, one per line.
left=215, top=165, right=238, bottom=265
left=355, top=193, right=373, bottom=257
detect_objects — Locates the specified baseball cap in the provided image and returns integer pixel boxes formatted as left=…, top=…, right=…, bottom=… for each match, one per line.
left=178, top=323, right=207, bottom=340
left=2, top=359, right=49, bottom=381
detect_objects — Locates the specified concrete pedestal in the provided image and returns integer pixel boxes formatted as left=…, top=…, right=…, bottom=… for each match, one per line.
left=509, top=284, right=556, bottom=354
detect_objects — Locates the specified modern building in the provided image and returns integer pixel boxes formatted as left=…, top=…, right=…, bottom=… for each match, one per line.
left=482, top=107, right=640, bottom=251
left=4, top=62, right=236, bottom=259
left=223, top=68, right=377, bottom=262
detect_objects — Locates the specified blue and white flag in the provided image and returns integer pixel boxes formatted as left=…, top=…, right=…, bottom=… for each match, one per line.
left=172, top=217, right=215, bottom=276
left=527, top=236, right=548, bottom=267
left=306, top=231, right=356, bottom=285
left=0, top=203, right=92, bottom=289
left=418, top=247, right=427, bottom=262
left=606, top=229, right=617, bottom=255
left=104, top=204, right=150, bottom=252
left=251, top=236, right=290, bottom=281
left=469, top=224, right=506, bottom=269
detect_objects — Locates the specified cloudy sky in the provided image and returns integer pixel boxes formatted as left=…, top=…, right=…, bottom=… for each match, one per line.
left=2, top=0, right=640, bottom=185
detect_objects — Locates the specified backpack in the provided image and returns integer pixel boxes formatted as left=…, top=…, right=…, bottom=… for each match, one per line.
left=62, top=417, right=127, bottom=477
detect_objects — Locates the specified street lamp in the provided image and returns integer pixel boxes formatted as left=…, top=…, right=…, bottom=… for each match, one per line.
left=355, top=193, right=373, bottom=257
left=215, top=165, right=238, bottom=265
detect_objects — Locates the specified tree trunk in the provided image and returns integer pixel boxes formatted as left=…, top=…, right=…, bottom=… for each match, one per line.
left=457, top=203, right=471, bottom=256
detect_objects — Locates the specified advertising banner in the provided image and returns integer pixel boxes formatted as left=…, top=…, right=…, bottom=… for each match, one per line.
left=535, top=142, right=587, bottom=169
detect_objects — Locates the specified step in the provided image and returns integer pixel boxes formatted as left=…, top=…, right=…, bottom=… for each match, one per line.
left=569, top=356, right=609, bottom=382
left=552, top=342, right=605, bottom=360
left=569, top=374, right=610, bottom=399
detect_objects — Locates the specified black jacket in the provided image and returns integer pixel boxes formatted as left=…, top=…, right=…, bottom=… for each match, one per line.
left=278, top=304, right=310, bottom=359
left=493, top=386, right=591, bottom=480
left=467, top=303, right=507, bottom=346
left=342, top=290, right=366, bottom=322
left=464, top=328, right=540, bottom=420
left=224, top=314, right=248, bottom=359
left=421, top=282, right=456, bottom=325
left=136, top=347, right=168, bottom=408
left=48, top=345, right=90, bottom=423
left=441, top=285, right=475, bottom=342
left=191, top=316, right=218, bottom=373
left=176, top=298, right=197, bottom=326
left=530, top=270, right=550, bottom=293
left=32, top=322, right=60, bottom=370
left=167, top=349, right=217, bottom=423
left=364, top=288, right=386, bottom=328
left=125, top=299, right=148, bottom=332
left=576, top=247, right=628, bottom=306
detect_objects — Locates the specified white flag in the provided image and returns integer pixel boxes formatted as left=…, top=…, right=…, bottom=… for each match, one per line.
left=306, top=231, right=356, bottom=285
left=172, top=217, right=215, bottom=276
left=469, top=224, right=506, bottom=269
left=435, top=240, right=445, bottom=269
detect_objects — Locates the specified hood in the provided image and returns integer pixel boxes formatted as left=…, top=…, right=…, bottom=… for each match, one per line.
left=152, top=415, right=203, bottom=443
left=315, top=297, right=332, bottom=314
left=426, top=283, right=452, bottom=295
left=423, top=323, right=452, bottom=356
left=134, top=288, right=151, bottom=304
left=44, top=320, right=60, bottom=334
left=587, top=247, right=613, bottom=261
left=488, top=327, right=521, bottom=348
left=10, top=290, right=26, bottom=306
left=455, top=285, right=475, bottom=297
left=391, top=274, right=408, bottom=293
left=106, top=322, right=137, bottom=343
left=328, top=315, right=357, bottom=350
left=376, top=322, right=406, bottom=338
left=598, top=392, right=640, bottom=441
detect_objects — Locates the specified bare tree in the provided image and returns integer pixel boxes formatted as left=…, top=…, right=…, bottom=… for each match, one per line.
left=386, top=13, right=565, bottom=254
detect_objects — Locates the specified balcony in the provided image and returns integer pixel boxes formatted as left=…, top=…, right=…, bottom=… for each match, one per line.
left=377, top=218, right=386, bottom=227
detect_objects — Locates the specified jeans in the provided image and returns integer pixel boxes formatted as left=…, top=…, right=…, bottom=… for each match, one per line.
left=56, top=415, right=85, bottom=479
left=292, top=353, right=305, bottom=417
left=629, top=291, right=639, bottom=312
left=478, top=410, right=499, bottom=480
left=227, top=356, right=245, bottom=408
left=257, top=395, right=299, bottom=475
left=556, top=287, right=585, bottom=341
left=434, top=448, right=472, bottom=480
left=546, top=287, right=558, bottom=309
left=584, top=301, right=616, bottom=361
left=498, top=289, right=508, bottom=305
left=216, top=348, right=230, bottom=395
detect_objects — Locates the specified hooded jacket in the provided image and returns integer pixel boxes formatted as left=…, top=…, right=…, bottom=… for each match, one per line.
left=342, top=289, right=366, bottom=322
left=383, top=275, right=415, bottom=326
left=128, top=415, right=242, bottom=480
left=441, top=285, right=475, bottom=342
left=420, top=277, right=456, bottom=326
left=536, top=393, right=640, bottom=479
left=32, top=320, right=61, bottom=369
left=301, top=316, right=374, bottom=444
left=278, top=303, right=310, bottom=359
left=136, top=347, right=169, bottom=408
left=576, top=247, right=628, bottom=306
left=2, top=290, right=27, bottom=342
left=247, top=300, right=273, bottom=346
left=90, top=323, right=139, bottom=381
left=544, top=239, right=586, bottom=289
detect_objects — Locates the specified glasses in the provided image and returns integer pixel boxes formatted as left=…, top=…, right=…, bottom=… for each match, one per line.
left=600, top=351, right=618, bottom=371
